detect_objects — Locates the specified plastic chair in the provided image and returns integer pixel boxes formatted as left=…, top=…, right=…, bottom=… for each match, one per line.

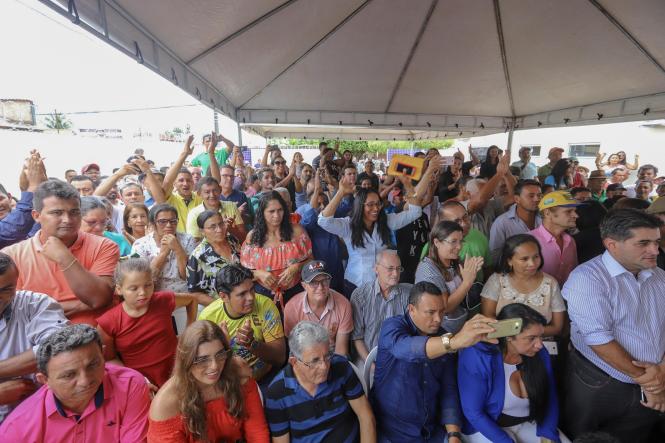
left=348, top=360, right=367, bottom=394
left=363, top=346, right=378, bottom=390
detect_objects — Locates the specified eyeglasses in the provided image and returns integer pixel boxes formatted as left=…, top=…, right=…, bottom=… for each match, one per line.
left=364, top=202, right=381, bottom=208
left=450, top=215, right=470, bottom=224
left=306, top=277, right=331, bottom=288
left=192, top=349, right=232, bottom=367
left=440, top=238, right=463, bottom=247
left=273, top=160, right=286, bottom=165
left=83, top=219, right=109, bottom=228
left=205, top=223, right=226, bottom=232
left=377, top=263, right=403, bottom=273
left=156, top=218, right=178, bottom=226
left=297, top=352, right=333, bottom=368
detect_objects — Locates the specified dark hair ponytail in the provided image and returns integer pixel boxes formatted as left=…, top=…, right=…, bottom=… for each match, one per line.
left=497, top=303, right=550, bottom=423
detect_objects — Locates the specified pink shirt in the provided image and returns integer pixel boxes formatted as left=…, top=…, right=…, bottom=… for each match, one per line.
left=0, top=364, right=150, bottom=443
left=283, top=289, right=353, bottom=347
left=529, top=224, right=578, bottom=287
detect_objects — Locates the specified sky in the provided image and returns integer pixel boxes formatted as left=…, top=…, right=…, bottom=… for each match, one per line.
left=0, top=0, right=260, bottom=144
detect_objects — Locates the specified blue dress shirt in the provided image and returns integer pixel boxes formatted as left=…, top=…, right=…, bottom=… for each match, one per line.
left=0, top=192, right=36, bottom=248
left=371, top=312, right=461, bottom=442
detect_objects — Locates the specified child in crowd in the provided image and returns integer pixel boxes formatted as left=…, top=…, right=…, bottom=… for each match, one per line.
left=97, top=257, right=198, bottom=389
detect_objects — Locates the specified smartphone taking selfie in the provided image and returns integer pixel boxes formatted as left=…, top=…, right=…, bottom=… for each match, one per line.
left=486, top=318, right=523, bottom=339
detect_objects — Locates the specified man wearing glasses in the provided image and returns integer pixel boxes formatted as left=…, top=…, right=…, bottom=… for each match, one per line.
left=2, top=180, right=118, bottom=326
left=351, top=249, right=411, bottom=363
left=283, top=260, right=353, bottom=357
left=265, top=321, right=376, bottom=443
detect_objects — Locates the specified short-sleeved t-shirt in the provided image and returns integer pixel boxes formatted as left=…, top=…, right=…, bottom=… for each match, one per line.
left=480, top=272, right=566, bottom=323
left=1, top=231, right=119, bottom=325
left=185, top=202, right=243, bottom=239
left=283, top=290, right=353, bottom=348
left=96, top=291, right=178, bottom=387
left=198, top=294, right=284, bottom=378
left=265, top=355, right=363, bottom=442
left=190, top=149, right=229, bottom=175
left=166, top=193, right=203, bottom=233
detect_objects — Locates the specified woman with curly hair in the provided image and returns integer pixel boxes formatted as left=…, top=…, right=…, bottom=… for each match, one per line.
left=147, top=320, right=269, bottom=443
left=240, top=191, right=312, bottom=308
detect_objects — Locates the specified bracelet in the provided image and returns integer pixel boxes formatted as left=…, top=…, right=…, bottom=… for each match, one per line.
left=447, top=431, right=463, bottom=440
left=60, top=258, right=77, bottom=272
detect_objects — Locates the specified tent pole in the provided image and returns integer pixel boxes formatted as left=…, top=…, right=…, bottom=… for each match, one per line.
left=214, top=111, right=219, bottom=133
left=237, top=122, right=244, bottom=147
left=506, top=122, right=515, bottom=160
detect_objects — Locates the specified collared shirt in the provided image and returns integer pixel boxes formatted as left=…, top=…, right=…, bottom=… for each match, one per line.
left=489, top=204, right=542, bottom=264
left=318, top=204, right=422, bottom=287
left=371, top=313, right=461, bottom=442
left=511, top=160, right=538, bottom=180
left=265, top=355, right=363, bottom=443
left=283, top=289, right=353, bottom=348
left=131, top=232, right=196, bottom=293
left=0, top=364, right=150, bottom=442
left=562, top=251, right=665, bottom=383
left=530, top=224, right=578, bottom=286
left=0, top=291, right=68, bottom=422
left=190, top=149, right=229, bottom=175
left=185, top=201, right=243, bottom=239
left=1, top=231, right=119, bottom=325
left=166, top=192, right=203, bottom=233
left=297, top=204, right=345, bottom=292
left=0, top=191, right=36, bottom=248
left=350, top=279, right=411, bottom=351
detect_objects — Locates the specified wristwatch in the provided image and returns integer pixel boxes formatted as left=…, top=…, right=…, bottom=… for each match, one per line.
left=447, top=431, right=463, bottom=441
left=441, top=333, right=457, bottom=353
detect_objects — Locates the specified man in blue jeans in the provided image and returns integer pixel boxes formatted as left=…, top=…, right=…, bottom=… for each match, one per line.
left=371, top=281, right=496, bottom=442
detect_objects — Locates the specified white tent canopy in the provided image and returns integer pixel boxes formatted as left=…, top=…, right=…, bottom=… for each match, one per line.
left=40, top=0, right=665, bottom=140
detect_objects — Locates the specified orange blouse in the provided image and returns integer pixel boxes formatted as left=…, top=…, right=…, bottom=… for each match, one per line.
left=240, top=230, right=312, bottom=289
left=147, top=379, right=269, bottom=443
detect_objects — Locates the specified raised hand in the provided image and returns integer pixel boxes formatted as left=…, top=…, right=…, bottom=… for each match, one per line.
left=184, top=134, right=195, bottom=156
left=450, top=314, right=498, bottom=350
left=460, top=256, right=484, bottom=283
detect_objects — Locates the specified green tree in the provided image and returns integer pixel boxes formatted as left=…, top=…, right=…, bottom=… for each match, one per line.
left=271, top=137, right=454, bottom=156
left=44, top=110, right=71, bottom=132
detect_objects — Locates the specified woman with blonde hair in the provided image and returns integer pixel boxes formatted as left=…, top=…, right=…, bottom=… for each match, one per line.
left=148, top=320, right=269, bottom=442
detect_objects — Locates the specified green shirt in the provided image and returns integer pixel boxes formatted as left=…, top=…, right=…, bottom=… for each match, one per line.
left=537, top=163, right=554, bottom=179
left=592, top=190, right=607, bottom=203
left=190, top=148, right=229, bottom=175
left=420, top=228, right=492, bottom=281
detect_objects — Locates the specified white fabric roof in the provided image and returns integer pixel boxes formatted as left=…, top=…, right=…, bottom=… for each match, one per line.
left=41, top=0, right=665, bottom=140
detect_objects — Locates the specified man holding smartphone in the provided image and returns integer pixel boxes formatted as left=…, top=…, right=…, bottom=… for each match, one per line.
left=372, top=282, right=497, bottom=443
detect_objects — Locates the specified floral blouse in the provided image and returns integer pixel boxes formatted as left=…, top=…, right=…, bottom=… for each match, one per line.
left=240, top=231, right=312, bottom=292
left=130, top=232, right=197, bottom=293
left=480, top=272, right=566, bottom=323
left=186, top=235, right=240, bottom=298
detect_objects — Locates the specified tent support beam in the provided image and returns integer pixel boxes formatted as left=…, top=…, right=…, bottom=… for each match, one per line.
left=186, top=0, right=299, bottom=65
left=238, top=0, right=373, bottom=109
left=493, top=0, right=516, bottom=117
left=384, top=0, right=438, bottom=113
left=506, top=118, right=515, bottom=158
left=588, top=0, right=665, bottom=76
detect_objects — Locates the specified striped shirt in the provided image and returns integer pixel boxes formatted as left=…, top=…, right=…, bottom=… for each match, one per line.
left=265, top=355, right=364, bottom=442
left=350, top=279, right=411, bottom=350
left=562, top=251, right=665, bottom=383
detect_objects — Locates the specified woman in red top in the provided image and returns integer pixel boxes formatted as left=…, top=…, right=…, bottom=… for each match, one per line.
left=241, top=191, right=312, bottom=309
left=148, top=320, right=269, bottom=443
left=96, top=258, right=197, bottom=388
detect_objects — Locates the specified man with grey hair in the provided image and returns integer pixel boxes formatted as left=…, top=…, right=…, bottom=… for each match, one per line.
left=0, top=324, right=150, bottom=441
left=0, top=252, right=68, bottom=423
left=351, top=249, right=411, bottom=362
left=265, top=321, right=376, bottom=442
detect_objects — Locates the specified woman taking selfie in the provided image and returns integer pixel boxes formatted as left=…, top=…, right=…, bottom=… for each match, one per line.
left=459, top=303, right=570, bottom=443
left=480, top=234, right=566, bottom=337
left=148, top=320, right=269, bottom=442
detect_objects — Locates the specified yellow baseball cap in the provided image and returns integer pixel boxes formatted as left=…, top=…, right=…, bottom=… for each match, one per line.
left=538, top=190, right=581, bottom=211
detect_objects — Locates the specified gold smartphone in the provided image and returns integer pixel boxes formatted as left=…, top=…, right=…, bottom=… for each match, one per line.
left=486, top=318, right=523, bottom=339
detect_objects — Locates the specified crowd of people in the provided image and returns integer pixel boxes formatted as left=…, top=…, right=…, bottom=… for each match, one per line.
left=0, top=136, right=664, bottom=443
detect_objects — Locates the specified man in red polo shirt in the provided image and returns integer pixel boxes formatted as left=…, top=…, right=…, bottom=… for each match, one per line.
left=2, top=180, right=118, bottom=325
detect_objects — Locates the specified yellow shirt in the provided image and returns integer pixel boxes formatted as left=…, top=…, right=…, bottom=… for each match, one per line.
left=198, top=294, right=284, bottom=377
left=167, top=193, right=203, bottom=233
left=186, top=202, right=243, bottom=239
